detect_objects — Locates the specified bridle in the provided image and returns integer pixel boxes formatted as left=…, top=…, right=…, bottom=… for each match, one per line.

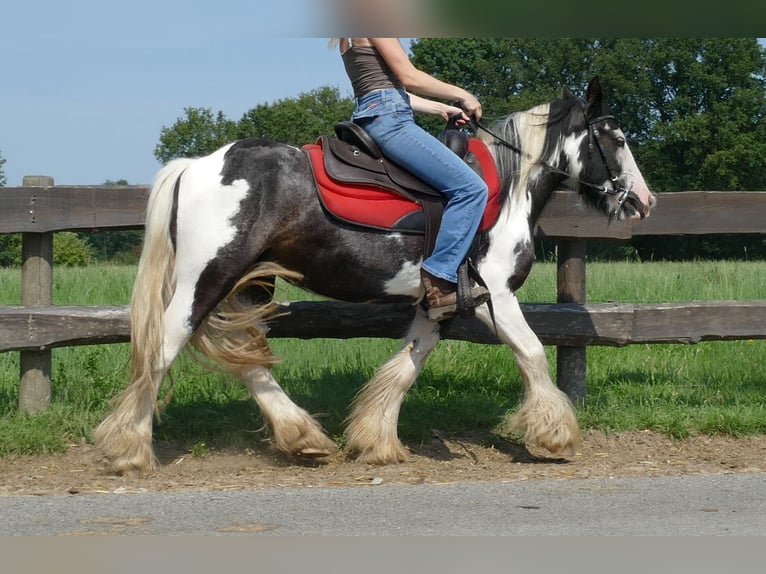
left=587, top=114, right=633, bottom=218
left=472, top=111, right=635, bottom=219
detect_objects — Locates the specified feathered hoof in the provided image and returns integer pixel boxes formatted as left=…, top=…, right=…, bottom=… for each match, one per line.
left=99, top=445, right=159, bottom=477
left=509, top=412, right=581, bottom=457
left=508, top=393, right=581, bottom=458
left=345, top=440, right=409, bottom=465
left=271, top=418, right=337, bottom=459
left=94, top=421, right=159, bottom=476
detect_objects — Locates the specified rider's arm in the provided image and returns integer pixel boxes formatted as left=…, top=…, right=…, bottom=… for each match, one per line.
left=370, top=38, right=482, bottom=121
left=407, top=93, right=467, bottom=122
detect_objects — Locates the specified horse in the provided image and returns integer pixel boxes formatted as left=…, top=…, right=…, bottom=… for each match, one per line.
left=95, top=76, right=655, bottom=475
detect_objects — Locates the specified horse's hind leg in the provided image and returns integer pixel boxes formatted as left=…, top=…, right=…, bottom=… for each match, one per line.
left=240, top=366, right=336, bottom=457
left=345, top=307, right=440, bottom=464
left=94, top=292, right=194, bottom=475
left=192, top=273, right=335, bottom=458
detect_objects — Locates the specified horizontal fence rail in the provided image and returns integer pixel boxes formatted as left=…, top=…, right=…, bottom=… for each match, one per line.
left=1, top=300, right=765, bottom=353
left=2, top=186, right=766, bottom=237
left=2, top=182, right=766, bottom=412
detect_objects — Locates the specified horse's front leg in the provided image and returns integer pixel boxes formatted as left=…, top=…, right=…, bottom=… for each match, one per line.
left=475, top=290, right=580, bottom=457
left=345, top=307, right=440, bottom=464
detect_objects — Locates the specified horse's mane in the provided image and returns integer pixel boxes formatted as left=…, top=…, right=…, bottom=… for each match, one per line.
left=478, top=94, right=585, bottom=212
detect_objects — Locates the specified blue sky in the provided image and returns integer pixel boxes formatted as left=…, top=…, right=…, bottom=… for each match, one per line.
left=1, top=1, right=351, bottom=185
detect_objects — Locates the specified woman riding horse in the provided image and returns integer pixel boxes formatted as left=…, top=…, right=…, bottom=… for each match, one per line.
left=335, top=37, right=490, bottom=321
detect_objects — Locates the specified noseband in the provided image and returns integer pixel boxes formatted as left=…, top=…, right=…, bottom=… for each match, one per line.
left=473, top=112, right=635, bottom=219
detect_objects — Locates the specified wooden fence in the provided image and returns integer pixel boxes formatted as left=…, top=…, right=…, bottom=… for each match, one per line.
left=2, top=176, right=765, bottom=413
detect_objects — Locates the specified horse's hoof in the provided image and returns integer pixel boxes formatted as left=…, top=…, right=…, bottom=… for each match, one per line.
left=296, top=447, right=332, bottom=458
left=550, top=443, right=578, bottom=458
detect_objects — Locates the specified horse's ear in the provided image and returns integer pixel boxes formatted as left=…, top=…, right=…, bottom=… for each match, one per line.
left=585, top=76, right=604, bottom=116
left=562, top=86, right=574, bottom=99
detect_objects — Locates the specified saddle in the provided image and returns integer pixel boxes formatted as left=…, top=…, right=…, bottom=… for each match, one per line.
left=303, top=120, right=501, bottom=256
left=326, top=121, right=458, bottom=202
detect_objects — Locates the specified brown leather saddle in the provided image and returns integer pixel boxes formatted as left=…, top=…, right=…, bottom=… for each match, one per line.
left=322, top=120, right=479, bottom=256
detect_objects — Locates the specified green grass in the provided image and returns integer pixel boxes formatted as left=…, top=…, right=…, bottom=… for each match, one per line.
left=0, top=260, right=764, bottom=456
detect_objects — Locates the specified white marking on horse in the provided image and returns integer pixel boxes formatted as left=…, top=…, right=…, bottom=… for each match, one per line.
left=383, top=259, right=423, bottom=298
left=173, top=145, right=249, bottom=288
left=562, top=131, right=587, bottom=182
left=617, top=132, right=654, bottom=214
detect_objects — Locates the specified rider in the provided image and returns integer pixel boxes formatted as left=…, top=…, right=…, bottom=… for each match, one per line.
left=333, top=37, right=490, bottom=321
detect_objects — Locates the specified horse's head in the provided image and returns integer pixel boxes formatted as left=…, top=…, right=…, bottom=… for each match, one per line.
left=565, top=77, right=656, bottom=221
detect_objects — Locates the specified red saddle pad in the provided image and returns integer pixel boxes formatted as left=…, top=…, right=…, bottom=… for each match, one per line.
left=304, top=137, right=502, bottom=233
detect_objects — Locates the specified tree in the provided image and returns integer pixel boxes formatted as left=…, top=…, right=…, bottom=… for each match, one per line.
left=0, top=147, right=6, bottom=187
left=155, top=87, right=354, bottom=163
left=0, top=235, right=20, bottom=266
left=236, top=86, right=353, bottom=147
left=155, top=108, right=238, bottom=164
left=53, top=232, right=93, bottom=266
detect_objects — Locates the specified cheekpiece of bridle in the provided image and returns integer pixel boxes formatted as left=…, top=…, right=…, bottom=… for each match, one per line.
left=472, top=108, right=633, bottom=220
left=586, top=114, right=633, bottom=219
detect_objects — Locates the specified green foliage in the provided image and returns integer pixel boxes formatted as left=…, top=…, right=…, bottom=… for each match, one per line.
left=624, top=39, right=766, bottom=193
left=155, top=107, right=238, bottom=163
left=84, top=229, right=143, bottom=264
left=0, top=235, right=21, bottom=266
left=53, top=232, right=93, bottom=267
left=236, top=86, right=354, bottom=146
left=0, top=233, right=94, bottom=268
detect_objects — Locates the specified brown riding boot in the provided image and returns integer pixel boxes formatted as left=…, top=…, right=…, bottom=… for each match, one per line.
left=420, top=268, right=490, bottom=322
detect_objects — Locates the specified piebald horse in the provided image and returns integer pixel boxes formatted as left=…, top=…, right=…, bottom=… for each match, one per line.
left=95, top=77, right=655, bottom=474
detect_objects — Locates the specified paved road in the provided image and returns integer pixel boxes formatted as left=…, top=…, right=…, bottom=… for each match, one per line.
left=2, top=473, right=764, bottom=535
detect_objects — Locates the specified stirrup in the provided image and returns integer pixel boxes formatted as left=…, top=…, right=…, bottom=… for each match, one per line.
left=455, top=261, right=491, bottom=318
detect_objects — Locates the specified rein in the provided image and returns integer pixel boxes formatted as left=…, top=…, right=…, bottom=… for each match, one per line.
left=472, top=114, right=633, bottom=218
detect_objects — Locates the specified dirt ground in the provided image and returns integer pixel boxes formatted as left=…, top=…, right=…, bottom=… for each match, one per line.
left=1, top=430, right=765, bottom=496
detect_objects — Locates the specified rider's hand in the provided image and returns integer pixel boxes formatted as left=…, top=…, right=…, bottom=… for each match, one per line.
left=460, top=93, right=483, bottom=122
left=441, top=104, right=469, bottom=125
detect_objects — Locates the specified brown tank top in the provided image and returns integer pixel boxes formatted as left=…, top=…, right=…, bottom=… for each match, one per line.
left=342, top=43, right=403, bottom=98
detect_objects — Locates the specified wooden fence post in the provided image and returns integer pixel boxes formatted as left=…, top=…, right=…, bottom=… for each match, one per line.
left=556, top=239, right=587, bottom=403
left=18, top=175, right=54, bottom=414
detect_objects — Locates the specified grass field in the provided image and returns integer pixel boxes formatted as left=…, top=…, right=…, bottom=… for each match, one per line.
left=0, top=260, right=764, bottom=456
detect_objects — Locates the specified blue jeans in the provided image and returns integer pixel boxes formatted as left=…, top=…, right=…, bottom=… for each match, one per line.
left=352, top=88, right=488, bottom=283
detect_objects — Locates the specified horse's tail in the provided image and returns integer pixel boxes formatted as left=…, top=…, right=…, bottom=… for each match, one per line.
left=94, top=157, right=192, bottom=473
left=188, top=261, right=303, bottom=373
left=129, top=158, right=192, bottom=394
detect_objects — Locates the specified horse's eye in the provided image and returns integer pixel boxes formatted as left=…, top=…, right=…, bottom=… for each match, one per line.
left=615, top=136, right=626, bottom=148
